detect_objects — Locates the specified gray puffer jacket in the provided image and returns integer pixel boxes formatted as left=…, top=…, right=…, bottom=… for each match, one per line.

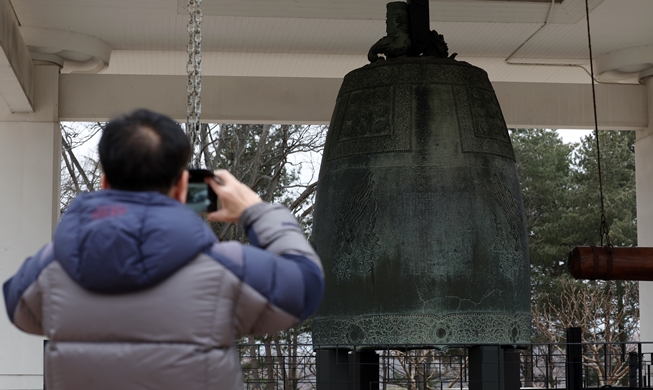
left=3, top=190, right=324, bottom=390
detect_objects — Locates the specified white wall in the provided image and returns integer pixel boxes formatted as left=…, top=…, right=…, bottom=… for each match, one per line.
left=638, top=77, right=653, bottom=349
left=0, top=65, right=60, bottom=390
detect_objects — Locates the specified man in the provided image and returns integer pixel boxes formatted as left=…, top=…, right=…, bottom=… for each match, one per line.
left=3, top=109, right=324, bottom=389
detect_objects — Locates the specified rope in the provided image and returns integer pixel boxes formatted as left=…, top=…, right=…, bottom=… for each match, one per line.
left=585, top=0, right=611, bottom=248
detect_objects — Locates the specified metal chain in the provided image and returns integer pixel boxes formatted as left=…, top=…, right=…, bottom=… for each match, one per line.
left=585, top=0, right=611, bottom=248
left=187, top=0, right=203, bottom=137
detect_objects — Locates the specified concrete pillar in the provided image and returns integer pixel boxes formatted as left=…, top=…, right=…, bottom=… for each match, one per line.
left=638, top=75, right=653, bottom=349
left=316, top=349, right=350, bottom=390
left=348, top=350, right=379, bottom=390
left=469, top=346, right=502, bottom=390
left=469, top=346, right=520, bottom=390
left=566, top=327, right=583, bottom=390
left=0, top=64, right=60, bottom=390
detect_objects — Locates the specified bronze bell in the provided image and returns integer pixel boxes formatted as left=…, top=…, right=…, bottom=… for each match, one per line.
left=311, top=55, right=531, bottom=347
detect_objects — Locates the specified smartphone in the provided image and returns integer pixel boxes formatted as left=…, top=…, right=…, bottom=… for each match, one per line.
left=186, top=169, right=218, bottom=214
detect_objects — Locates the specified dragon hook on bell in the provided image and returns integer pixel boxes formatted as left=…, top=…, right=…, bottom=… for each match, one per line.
left=368, top=0, right=457, bottom=63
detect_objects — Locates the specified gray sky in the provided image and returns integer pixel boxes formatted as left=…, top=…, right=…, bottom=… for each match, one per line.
left=557, top=129, right=593, bottom=145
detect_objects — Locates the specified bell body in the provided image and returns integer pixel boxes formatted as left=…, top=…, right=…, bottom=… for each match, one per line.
left=312, top=58, right=530, bottom=347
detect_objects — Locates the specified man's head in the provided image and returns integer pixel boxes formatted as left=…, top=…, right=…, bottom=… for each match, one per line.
left=98, top=109, right=191, bottom=196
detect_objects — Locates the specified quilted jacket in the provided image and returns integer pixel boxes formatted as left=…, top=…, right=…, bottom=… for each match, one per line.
left=3, top=190, right=324, bottom=390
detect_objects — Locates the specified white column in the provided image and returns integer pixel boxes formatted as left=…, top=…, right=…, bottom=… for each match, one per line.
left=0, top=64, right=60, bottom=390
left=638, top=75, right=653, bottom=348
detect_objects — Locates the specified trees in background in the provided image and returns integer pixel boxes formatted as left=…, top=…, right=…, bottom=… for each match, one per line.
left=511, top=129, right=638, bottom=386
left=185, top=123, right=325, bottom=241
left=60, top=122, right=326, bottom=237
left=60, top=122, right=103, bottom=213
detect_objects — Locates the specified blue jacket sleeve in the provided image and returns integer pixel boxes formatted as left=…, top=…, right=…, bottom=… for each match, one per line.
left=3, top=243, right=55, bottom=334
left=207, top=203, right=324, bottom=332
left=240, top=202, right=324, bottom=320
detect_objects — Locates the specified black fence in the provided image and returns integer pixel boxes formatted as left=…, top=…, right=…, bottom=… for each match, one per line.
left=237, top=342, right=653, bottom=390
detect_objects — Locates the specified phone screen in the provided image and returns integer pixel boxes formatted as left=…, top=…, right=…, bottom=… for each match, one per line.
left=186, top=183, right=212, bottom=213
left=186, top=169, right=218, bottom=214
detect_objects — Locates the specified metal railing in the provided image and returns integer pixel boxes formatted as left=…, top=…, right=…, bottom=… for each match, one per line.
left=237, top=342, right=653, bottom=390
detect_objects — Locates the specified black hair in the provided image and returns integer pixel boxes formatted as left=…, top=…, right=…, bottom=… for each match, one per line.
left=98, top=109, right=191, bottom=194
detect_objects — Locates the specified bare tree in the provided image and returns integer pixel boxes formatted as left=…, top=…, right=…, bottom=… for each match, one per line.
left=240, top=325, right=316, bottom=390
left=60, top=122, right=326, bottom=227
left=532, top=279, right=639, bottom=387
left=387, top=349, right=466, bottom=390
left=60, top=122, right=103, bottom=213
left=185, top=123, right=326, bottom=241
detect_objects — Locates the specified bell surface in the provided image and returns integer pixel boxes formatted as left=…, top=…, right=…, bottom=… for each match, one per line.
left=312, top=58, right=530, bottom=348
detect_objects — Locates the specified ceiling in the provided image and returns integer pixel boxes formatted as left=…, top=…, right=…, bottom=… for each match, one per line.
left=10, top=0, right=653, bottom=83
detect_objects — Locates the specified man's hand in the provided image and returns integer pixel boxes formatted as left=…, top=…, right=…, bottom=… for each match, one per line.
left=205, top=170, right=262, bottom=222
